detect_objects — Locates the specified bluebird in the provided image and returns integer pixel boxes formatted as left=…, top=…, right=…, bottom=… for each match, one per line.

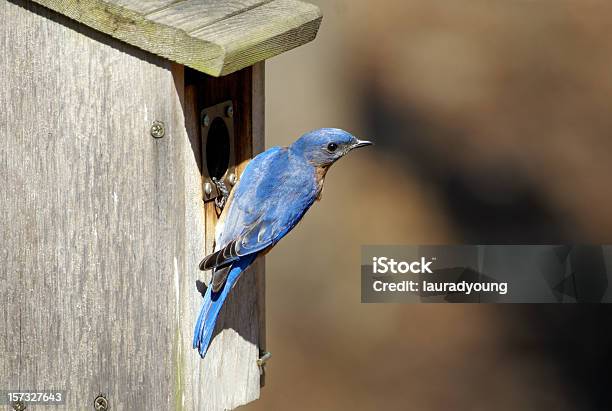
left=193, top=128, right=372, bottom=357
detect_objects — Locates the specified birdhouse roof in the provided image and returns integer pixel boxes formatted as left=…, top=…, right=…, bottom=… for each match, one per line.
left=31, top=0, right=322, bottom=76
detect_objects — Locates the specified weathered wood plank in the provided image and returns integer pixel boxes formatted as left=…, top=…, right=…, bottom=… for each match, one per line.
left=251, top=61, right=267, bottom=387
left=0, top=3, right=169, bottom=409
left=191, top=0, right=322, bottom=76
left=183, top=66, right=264, bottom=410
left=114, top=0, right=177, bottom=15
left=146, top=0, right=270, bottom=34
left=27, top=0, right=322, bottom=76
left=0, top=0, right=21, bottom=397
left=0, top=1, right=186, bottom=409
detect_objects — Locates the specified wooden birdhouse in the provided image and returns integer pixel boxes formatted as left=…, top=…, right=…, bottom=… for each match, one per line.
left=0, top=0, right=321, bottom=409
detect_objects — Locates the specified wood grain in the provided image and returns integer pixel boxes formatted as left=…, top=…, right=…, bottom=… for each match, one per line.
left=1, top=2, right=264, bottom=409
left=145, top=0, right=270, bottom=34
left=0, top=1, right=182, bottom=408
left=27, top=0, right=322, bottom=76
left=183, top=65, right=264, bottom=409
left=251, top=61, right=267, bottom=387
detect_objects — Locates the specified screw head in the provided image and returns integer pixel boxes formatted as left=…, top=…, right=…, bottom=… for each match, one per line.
left=150, top=120, right=165, bottom=138
left=204, top=182, right=213, bottom=196
left=12, top=400, right=26, bottom=411
left=225, top=105, right=234, bottom=118
left=94, top=395, right=108, bottom=410
left=201, top=113, right=210, bottom=127
left=228, top=173, right=237, bottom=186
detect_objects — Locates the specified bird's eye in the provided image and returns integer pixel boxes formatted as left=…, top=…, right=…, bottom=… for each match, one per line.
left=327, top=143, right=338, bottom=152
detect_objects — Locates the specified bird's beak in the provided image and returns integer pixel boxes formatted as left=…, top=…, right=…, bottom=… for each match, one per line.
left=352, top=139, right=373, bottom=150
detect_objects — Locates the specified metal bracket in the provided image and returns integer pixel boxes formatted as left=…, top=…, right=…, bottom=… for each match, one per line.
left=201, top=100, right=237, bottom=207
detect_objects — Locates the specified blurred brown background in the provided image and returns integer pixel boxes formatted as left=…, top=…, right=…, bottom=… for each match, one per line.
left=247, top=1, right=612, bottom=410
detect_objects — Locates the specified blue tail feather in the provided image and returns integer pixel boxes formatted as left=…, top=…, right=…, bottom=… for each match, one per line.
left=193, top=255, right=256, bottom=358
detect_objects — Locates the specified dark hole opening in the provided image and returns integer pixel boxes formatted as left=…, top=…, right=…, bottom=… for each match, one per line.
left=206, top=117, right=230, bottom=179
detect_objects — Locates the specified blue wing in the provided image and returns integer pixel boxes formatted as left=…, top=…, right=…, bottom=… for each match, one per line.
left=194, top=145, right=318, bottom=356
left=199, top=147, right=318, bottom=275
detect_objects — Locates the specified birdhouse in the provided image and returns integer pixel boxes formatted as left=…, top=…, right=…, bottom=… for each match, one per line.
left=0, top=0, right=321, bottom=409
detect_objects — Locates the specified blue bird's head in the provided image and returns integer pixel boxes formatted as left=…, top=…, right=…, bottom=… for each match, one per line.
left=290, top=128, right=373, bottom=167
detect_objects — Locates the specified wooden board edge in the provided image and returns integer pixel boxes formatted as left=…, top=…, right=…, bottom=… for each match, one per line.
left=29, top=0, right=322, bottom=77
left=30, top=0, right=226, bottom=76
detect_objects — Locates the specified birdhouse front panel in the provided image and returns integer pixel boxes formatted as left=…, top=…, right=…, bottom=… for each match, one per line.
left=0, top=2, right=190, bottom=409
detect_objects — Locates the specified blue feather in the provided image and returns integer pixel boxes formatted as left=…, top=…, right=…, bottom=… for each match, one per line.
left=193, top=255, right=256, bottom=357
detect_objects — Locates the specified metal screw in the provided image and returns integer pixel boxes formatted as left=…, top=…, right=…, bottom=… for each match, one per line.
left=204, top=182, right=213, bottom=196
left=257, top=351, right=272, bottom=375
left=228, top=173, right=237, bottom=186
left=201, top=113, right=210, bottom=127
left=12, top=400, right=26, bottom=411
left=94, top=395, right=108, bottom=411
left=150, top=120, right=165, bottom=138
left=225, top=105, right=234, bottom=118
